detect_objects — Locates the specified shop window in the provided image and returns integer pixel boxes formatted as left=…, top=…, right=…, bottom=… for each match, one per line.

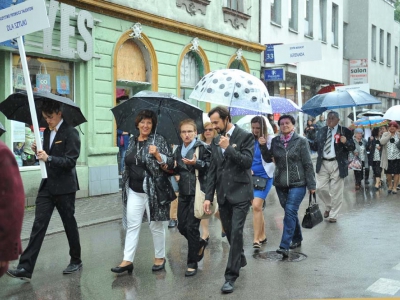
left=180, top=51, right=206, bottom=111
left=304, top=0, right=313, bottom=37
left=11, top=54, right=74, bottom=167
left=271, top=0, right=281, bottom=25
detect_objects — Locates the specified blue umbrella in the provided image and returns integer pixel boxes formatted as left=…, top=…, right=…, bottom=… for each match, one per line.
left=301, top=89, right=381, bottom=117
left=230, top=97, right=302, bottom=115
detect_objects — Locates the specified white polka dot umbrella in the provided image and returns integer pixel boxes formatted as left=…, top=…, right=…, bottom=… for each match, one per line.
left=189, top=69, right=272, bottom=114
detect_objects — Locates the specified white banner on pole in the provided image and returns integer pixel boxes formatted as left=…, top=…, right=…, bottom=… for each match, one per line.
left=273, top=41, right=322, bottom=64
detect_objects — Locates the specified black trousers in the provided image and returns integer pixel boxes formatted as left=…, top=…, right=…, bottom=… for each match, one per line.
left=177, top=195, right=201, bottom=269
left=218, top=199, right=250, bottom=283
left=18, top=184, right=81, bottom=273
left=372, top=161, right=382, bottom=178
left=354, top=161, right=370, bottom=185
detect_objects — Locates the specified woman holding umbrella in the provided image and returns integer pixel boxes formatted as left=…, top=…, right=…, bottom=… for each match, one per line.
left=111, top=110, right=174, bottom=275
left=380, top=121, right=400, bottom=194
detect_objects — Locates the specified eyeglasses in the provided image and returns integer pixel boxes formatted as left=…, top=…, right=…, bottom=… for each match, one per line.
left=204, top=129, right=214, bottom=132
left=180, top=130, right=194, bottom=134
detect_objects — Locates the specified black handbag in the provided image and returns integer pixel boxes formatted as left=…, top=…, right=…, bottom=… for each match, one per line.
left=301, top=193, right=323, bottom=229
left=153, top=175, right=176, bottom=206
left=252, top=175, right=267, bottom=191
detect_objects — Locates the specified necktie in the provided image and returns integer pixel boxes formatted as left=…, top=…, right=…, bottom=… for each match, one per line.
left=324, top=128, right=332, bottom=154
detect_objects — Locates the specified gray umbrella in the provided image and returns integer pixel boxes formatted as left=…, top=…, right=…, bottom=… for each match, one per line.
left=0, top=121, right=5, bottom=137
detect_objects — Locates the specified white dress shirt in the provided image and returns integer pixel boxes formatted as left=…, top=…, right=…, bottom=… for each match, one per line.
left=323, top=124, right=338, bottom=159
left=50, top=119, right=63, bottom=148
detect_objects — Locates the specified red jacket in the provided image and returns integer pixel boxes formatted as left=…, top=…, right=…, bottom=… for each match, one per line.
left=0, top=141, right=25, bottom=277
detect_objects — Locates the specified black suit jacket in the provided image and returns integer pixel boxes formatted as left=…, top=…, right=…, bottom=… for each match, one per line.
left=310, top=125, right=355, bottom=178
left=39, top=121, right=80, bottom=195
left=205, top=125, right=254, bottom=205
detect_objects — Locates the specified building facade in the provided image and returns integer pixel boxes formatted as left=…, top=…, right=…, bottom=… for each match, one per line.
left=0, top=0, right=264, bottom=205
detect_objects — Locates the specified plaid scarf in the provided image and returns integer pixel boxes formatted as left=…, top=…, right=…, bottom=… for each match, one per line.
left=280, top=130, right=295, bottom=148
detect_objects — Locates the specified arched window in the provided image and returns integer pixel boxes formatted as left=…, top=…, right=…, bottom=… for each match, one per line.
left=229, top=60, right=246, bottom=71
left=180, top=51, right=206, bottom=110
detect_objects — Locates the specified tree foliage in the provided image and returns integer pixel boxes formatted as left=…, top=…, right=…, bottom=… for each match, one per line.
left=395, top=0, right=400, bottom=22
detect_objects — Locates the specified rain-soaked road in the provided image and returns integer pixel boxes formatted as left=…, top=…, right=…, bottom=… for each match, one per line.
left=2, top=175, right=400, bottom=299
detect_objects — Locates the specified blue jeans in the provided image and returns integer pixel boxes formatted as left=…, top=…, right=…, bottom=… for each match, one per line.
left=275, top=186, right=306, bottom=250
left=119, top=147, right=127, bottom=173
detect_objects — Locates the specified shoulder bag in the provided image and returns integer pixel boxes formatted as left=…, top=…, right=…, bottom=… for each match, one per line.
left=252, top=175, right=267, bottom=190
left=301, top=193, right=323, bottom=229
left=194, top=147, right=218, bottom=219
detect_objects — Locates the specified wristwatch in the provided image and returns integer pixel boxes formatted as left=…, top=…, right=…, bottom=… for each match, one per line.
left=47, top=155, right=53, bottom=162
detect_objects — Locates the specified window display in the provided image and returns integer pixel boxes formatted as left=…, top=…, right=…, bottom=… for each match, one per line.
left=11, top=54, right=74, bottom=167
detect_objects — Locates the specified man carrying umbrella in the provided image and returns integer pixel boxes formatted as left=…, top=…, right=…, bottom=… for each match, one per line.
left=310, top=111, right=355, bottom=223
left=7, top=100, right=82, bottom=281
left=203, top=106, right=254, bottom=294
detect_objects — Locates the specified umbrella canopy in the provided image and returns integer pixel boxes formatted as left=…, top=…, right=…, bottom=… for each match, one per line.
left=227, top=97, right=301, bottom=115
left=301, top=89, right=381, bottom=117
left=111, top=91, right=204, bottom=144
left=0, top=91, right=87, bottom=127
left=189, top=69, right=272, bottom=114
left=349, top=117, right=389, bottom=130
left=357, top=110, right=384, bottom=118
left=383, top=105, right=400, bottom=121
left=235, top=115, right=274, bottom=136
left=0, top=121, right=5, bottom=137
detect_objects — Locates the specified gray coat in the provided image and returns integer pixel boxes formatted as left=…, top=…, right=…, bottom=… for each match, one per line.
left=263, top=132, right=316, bottom=190
left=121, top=133, right=174, bottom=228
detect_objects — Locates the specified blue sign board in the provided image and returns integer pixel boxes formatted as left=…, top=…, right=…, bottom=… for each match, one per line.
left=264, top=68, right=285, bottom=81
left=0, top=0, right=25, bottom=48
left=264, top=44, right=275, bottom=63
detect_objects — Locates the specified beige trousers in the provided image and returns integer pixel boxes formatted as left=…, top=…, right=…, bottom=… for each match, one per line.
left=316, top=160, right=344, bottom=219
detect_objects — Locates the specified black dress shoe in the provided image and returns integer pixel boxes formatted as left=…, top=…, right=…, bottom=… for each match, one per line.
left=276, top=248, right=289, bottom=258
left=241, top=255, right=247, bottom=268
left=289, top=241, right=302, bottom=249
left=221, top=281, right=234, bottom=293
left=152, top=258, right=166, bottom=271
left=323, top=210, right=330, bottom=218
left=168, top=219, right=177, bottom=228
left=259, top=238, right=268, bottom=245
left=63, top=263, right=83, bottom=274
left=184, top=268, right=197, bottom=277
left=111, top=264, right=133, bottom=274
left=7, top=268, right=32, bottom=281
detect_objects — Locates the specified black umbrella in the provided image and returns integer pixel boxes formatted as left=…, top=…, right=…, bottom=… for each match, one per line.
left=111, top=91, right=204, bottom=144
left=0, top=91, right=87, bottom=127
left=0, top=121, right=5, bottom=137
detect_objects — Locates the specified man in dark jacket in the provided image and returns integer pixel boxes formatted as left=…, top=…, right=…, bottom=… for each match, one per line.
left=7, top=101, right=82, bottom=281
left=310, top=111, right=355, bottom=223
left=203, top=106, right=254, bottom=294
left=172, top=119, right=211, bottom=277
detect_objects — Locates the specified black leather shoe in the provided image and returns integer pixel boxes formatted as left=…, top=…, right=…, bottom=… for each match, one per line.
left=221, top=281, right=234, bottom=293
left=276, top=248, right=289, bottom=258
left=289, top=241, right=302, bottom=249
left=168, top=219, right=177, bottom=228
left=111, top=264, right=133, bottom=274
left=197, top=239, right=208, bottom=262
left=6, top=268, right=32, bottom=281
left=323, top=210, right=330, bottom=218
left=63, top=263, right=82, bottom=274
left=152, top=258, right=166, bottom=271
left=184, top=268, right=197, bottom=277
left=240, top=255, right=247, bottom=268
left=259, top=238, right=268, bottom=245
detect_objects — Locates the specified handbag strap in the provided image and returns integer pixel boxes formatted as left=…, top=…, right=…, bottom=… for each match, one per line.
left=308, top=192, right=317, bottom=206
left=195, top=146, right=199, bottom=178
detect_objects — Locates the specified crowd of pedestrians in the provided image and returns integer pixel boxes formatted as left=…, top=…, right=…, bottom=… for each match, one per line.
left=3, top=102, right=400, bottom=295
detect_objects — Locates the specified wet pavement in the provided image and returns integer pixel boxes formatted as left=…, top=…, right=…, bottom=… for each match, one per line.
left=2, top=173, right=400, bottom=299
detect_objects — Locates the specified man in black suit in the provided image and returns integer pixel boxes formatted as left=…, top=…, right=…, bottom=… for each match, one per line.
left=7, top=101, right=82, bottom=281
left=310, top=111, right=355, bottom=223
left=203, top=106, right=254, bottom=294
